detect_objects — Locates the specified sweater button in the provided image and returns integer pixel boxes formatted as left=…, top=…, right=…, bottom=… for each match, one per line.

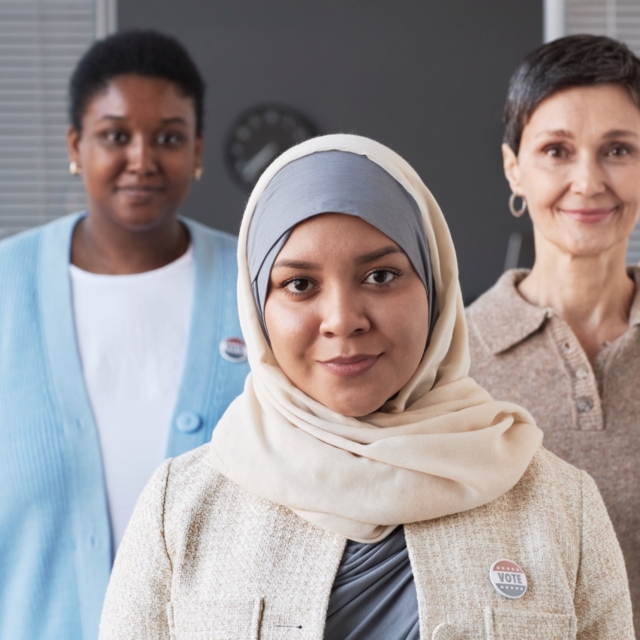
left=575, top=367, right=589, bottom=380
left=175, top=412, right=203, bottom=433
left=576, top=396, right=593, bottom=413
left=432, top=623, right=457, bottom=639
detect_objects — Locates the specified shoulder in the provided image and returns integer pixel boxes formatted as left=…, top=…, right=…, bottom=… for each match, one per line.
left=515, top=446, right=584, bottom=501
left=182, top=218, right=238, bottom=252
left=0, top=213, right=79, bottom=271
left=504, top=447, right=610, bottom=536
left=164, top=443, right=222, bottom=495
left=466, top=270, right=526, bottom=325
left=458, top=447, right=587, bottom=540
left=466, top=270, right=550, bottom=358
left=465, top=272, right=516, bottom=357
left=161, top=443, right=274, bottom=527
left=0, top=222, right=51, bottom=307
left=0, top=224, right=43, bottom=272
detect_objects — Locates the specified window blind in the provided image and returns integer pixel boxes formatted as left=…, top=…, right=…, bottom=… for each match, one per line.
left=0, top=1, right=96, bottom=240
left=565, top=0, right=640, bottom=262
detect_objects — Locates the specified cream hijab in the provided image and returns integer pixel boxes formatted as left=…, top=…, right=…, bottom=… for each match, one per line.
left=210, top=134, right=542, bottom=543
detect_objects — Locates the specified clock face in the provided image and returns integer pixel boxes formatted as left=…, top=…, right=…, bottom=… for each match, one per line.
left=224, top=105, right=317, bottom=191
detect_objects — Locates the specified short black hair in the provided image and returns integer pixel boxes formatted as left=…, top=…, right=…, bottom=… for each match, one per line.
left=504, top=34, right=640, bottom=153
left=69, top=29, right=205, bottom=135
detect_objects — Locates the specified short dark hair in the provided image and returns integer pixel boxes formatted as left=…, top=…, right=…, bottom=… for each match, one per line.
left=504, top=35, right=640, bottom=153
left=69, top=29, right=205, bottom=135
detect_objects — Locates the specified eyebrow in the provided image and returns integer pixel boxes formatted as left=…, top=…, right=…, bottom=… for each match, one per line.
left=273, top=245, right=402, bottom=271
left=97, top=115, right=188, bottom=125
left=534, top=129, right=573, bottom=139
left=355, top=245, right=403, bottom=264
left=602, top=129, right=639, bottom=139
left=273, top=259, right=320, bottom=270
left=535, top=128, right=639, bottom=140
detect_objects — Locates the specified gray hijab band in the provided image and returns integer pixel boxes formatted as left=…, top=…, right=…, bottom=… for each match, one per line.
left=247, top=150, right=437, bottom=337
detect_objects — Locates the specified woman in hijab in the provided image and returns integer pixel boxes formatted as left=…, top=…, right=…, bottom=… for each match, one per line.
left=465, top=35, right=640, bottom=634
left=99, top=134, right=633, bottom=639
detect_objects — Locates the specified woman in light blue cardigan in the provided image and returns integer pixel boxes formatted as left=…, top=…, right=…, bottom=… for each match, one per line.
left=0, top=31, right=248, bottom=639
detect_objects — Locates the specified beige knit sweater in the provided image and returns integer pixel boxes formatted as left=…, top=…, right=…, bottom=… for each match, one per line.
left=466, top=268, right=640, bottom=635
left=99, top=444, right=633, bottom=640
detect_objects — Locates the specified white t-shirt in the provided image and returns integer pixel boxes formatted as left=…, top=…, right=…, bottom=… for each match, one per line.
left=70, top=248, right=193, bottom=552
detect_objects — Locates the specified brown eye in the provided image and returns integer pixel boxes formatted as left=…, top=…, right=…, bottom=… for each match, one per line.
left=157, top=132, right=184, bottom=146
left=608, top=145, right=631, bottom=157
left=284, top=278, right=315, bottom=294
left=364, top=269, right=397, bottom=285
left=544, top=145, right=567, bottom=158
left=104, top=130, right=129, bottom=145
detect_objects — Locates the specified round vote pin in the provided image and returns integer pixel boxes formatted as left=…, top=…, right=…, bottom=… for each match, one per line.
left=489, top=559, right=528, bottom=599
left=219, top=337, right=248, bottom=363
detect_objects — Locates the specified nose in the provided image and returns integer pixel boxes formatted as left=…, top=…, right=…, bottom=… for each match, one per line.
left=569, top=152, right=606, bottom=198
left=318, top=285, right=370, bottom=338
left=126, top=134, right=158, bottom=175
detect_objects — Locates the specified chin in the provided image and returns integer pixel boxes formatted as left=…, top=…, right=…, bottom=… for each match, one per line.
left=110, top=207, right=175, bottom=232
left=559, top=235, right=626, bottom=258
left=320, top=393, right=383, bottom=418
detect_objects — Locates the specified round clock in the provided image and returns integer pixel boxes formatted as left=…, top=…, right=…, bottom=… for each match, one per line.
left=224, top=104, right=317, bottom=191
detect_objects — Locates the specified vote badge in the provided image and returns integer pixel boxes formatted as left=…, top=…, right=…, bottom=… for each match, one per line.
left=489, top=559, right=528, bottom=599
left=219, top=337, right=248, bottom=363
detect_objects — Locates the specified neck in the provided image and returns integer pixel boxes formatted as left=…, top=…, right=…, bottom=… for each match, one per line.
left=518, top=231, right=635, bottom=360
left=70, top=210, right=189, bottom=275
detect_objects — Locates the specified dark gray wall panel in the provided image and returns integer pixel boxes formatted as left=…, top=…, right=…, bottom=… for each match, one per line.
left=119, top=0, right=540, bottom=300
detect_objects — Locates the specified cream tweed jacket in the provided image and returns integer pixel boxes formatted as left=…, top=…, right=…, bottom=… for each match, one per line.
left=99, top=445, right=633, bottom=640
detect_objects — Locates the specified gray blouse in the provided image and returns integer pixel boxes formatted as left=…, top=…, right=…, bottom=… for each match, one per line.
left=324, top=526, right=419, bottom=639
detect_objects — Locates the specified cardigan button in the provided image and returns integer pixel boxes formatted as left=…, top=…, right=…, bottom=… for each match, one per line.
left=575, top=367, right=589, bottom=380
left=432, top=622, right=457, bottom=639
left=576, top=396, right=593, bottom=413
left=175, top=412, right=203, bottom=433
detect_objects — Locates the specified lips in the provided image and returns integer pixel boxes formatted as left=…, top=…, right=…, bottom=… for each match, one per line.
left=319, top=354, right=380, bottom=377
left=560, top=207, right=616, bottom=224
left=115, top=185, right=164, bottom=204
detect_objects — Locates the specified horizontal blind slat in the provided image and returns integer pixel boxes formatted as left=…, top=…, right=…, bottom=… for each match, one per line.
left=0, top=1, right=94, bottom=238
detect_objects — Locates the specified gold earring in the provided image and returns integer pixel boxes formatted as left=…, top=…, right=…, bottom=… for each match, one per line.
left=69, top=161, right=80, bottom=176
left=509, top=192, right=527, bottom=218
left=194, top=166, right=203, bottom=181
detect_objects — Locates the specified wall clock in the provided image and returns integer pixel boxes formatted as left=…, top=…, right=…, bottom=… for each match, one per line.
left=224, top=104, right=317, bottom=191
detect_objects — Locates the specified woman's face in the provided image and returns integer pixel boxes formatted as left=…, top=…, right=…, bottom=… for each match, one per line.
left=67, top=74, right=203, bottom=231
left=264, top=213, right=430, bottom=417
left=503, top=84, right=640, bottom=257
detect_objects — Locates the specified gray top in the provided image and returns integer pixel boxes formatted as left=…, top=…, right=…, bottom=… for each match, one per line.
left=247, top=150, right=437, bottom=339
left=324, top=526, right=419, bottom=640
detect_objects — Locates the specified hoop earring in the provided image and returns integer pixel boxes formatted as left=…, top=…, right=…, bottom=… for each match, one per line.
left=69, top=161, right=80, bottom=176
left=194, top=166, right=203, bottom=181
left=509, top=192, right=527, bottom=217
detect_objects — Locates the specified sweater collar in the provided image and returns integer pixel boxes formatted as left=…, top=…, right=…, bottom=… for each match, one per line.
left=468, top=270, right=549, bottom=355
left=470, top=266, right=640, bottom=355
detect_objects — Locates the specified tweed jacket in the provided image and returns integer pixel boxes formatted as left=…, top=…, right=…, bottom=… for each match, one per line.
left=99, top=444, right=633, bottom=640
left=466, top=268, right=640, bottom=635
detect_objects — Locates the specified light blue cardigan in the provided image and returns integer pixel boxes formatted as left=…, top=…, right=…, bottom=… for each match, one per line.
left=0, top=213, right=249, bottom=639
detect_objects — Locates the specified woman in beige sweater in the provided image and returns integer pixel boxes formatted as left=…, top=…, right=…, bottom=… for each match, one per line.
left=100, top=134, right=633, bottom=639
left=466, top=36, right=640, bottom=634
